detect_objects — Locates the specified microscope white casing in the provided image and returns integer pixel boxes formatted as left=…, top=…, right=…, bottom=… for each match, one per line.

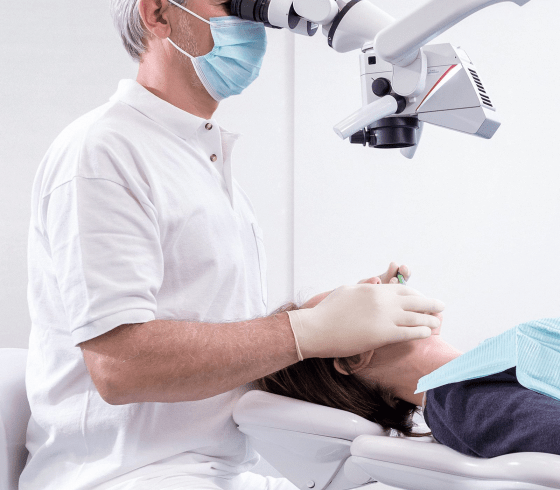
left=360, top=43, right=501, bottom=139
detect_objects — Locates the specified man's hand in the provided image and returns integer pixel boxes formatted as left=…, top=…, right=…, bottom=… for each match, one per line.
left=359, top=262, right=410, bottom=285
left=299, top=261, right=442, bottom=349
left=303, top=263, right=410, bottom=308
left=288, top=283, right=444, bottom=360
left=359, top=263, right=443, bottom=336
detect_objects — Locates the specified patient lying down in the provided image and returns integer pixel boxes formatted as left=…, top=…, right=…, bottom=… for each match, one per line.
left=254, top=287, right=560, bottom=459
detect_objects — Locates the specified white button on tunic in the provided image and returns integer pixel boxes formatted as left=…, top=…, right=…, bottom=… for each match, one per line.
left=22, top=80, right=268, bottom=490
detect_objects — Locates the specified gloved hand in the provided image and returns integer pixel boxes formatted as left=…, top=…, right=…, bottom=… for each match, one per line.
left=359, top=262, right=410, bottom=285
left=357, top=264, right=443, bottom=335
left=288, top=284, right=444, bottom=360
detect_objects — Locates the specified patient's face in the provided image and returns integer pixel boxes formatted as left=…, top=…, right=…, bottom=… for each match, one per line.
left=369, top=333, right=442, bottom=371
left=358, top=318, right=462, bottom=405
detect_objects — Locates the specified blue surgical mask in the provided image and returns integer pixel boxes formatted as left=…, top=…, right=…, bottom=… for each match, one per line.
left=167, top=0, right=267, bottom=101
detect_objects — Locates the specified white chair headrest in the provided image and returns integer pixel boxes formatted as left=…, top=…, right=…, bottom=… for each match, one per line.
left=233, top=390, right=389, bottom=440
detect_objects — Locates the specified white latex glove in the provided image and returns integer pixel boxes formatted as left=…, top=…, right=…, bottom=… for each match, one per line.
left=287, top=284, right=444, bottom=360
left=359, top=262, right=410, bottom=285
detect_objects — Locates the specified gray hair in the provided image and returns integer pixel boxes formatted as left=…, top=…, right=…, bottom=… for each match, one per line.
left=110, top=0, right=186, bottom=62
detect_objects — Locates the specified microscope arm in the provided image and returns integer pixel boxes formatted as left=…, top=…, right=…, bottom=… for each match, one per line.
left=375, top=0, right=531, bottom=66
left=231, top=0, right=533, bottom=157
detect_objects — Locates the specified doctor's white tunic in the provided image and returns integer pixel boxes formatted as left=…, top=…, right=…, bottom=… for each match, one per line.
left=22, top=80, right=271, bottom=490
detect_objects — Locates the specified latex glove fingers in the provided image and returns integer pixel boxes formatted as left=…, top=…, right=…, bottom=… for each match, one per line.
left=396, top=311, right=442, bottom=330
left=358, top=276, right=382, bottom=285
left=396, top=264, right=410, bottom=281
left=379, top=262, right=410, bottom=284
left=431, top=312, right=443, bottom=335
left=288, top=284, right=445, bottom=359
left=360, top=263, right=409, bottom=285
left=391, top=325, right=433, bottom=343
left=400, top=294, right=446, bottom=313
left=391, top=284, right=424, bottom=296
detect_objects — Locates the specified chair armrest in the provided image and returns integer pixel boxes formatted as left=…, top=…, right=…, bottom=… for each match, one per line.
left=349, top=434, right=560, bottom=488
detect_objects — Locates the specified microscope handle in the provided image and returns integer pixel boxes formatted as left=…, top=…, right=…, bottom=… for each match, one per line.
left=333, top=96, right=398, bottom=140
left=375, top=0, right=531, bottom=67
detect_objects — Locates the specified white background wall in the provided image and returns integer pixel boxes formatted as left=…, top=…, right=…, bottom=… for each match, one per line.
left=293, top=0, right=560, bottom=352
left=1, top=1, right=559, bottom=488
left=0, top=0, right=294, bottom=348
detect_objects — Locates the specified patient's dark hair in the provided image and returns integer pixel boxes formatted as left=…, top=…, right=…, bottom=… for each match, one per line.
left=253, top=303, right=430, bottom=438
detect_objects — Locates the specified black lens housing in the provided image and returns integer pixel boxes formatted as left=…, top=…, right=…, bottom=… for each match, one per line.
left=231, top=0, right=271, bottom=23
left=369, top=117, right=419, bottom=149
left=350, top=117, right=420, bottom=149
left=231, top=0, right=315, bottom=33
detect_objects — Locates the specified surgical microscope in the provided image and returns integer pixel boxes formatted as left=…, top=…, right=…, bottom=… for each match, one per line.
left=231, top=0, right=531, bottom=159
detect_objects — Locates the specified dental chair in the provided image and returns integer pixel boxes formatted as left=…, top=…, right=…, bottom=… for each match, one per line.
left=233, top=390, right=560, bottom=490
left=2, top=350, right=560, bottom=490
left=0, top=348, right=30, bottom=490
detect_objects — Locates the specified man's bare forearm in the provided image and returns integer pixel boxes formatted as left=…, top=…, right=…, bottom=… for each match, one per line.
left=87, top=313, right=299, bottom=404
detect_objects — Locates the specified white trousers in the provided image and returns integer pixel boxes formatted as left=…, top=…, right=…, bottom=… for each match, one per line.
left=105, top=471, right=298, bottom=490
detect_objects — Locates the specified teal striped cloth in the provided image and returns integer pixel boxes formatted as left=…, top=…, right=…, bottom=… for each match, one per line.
left=416, top=317, right=560, bottom=402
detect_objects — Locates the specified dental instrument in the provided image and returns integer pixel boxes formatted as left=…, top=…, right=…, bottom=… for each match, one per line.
left=230, top=0, right=532, bottom=158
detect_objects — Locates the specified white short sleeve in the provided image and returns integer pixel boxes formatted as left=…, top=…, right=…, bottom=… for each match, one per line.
left=44, top=177, right=163, bottom=346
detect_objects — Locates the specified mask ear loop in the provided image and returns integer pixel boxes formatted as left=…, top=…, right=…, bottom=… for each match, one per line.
left=166, top=0, right=212, bottom=59
left=167, top=37, right=195, bottom=59
left=167, top=0, right=211, bottom=24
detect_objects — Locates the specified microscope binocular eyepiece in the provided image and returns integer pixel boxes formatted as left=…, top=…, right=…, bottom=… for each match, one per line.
left=231, top=0, right=319, bottom=36
left=231, top=0, right=271, bottom=24
left=230, top=0, right=394, bottom=46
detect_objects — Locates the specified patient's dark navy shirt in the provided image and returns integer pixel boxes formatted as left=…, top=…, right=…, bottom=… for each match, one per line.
left=423, top=367, right=560, bottom=458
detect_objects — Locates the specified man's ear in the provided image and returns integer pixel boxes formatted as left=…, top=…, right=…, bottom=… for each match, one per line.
left=139, top=0, right=173, bottom=40
left=333, top=351, right=374, bottom=375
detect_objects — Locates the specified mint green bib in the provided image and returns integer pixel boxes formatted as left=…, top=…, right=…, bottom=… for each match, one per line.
left=416, top=318, right=560, bottom=402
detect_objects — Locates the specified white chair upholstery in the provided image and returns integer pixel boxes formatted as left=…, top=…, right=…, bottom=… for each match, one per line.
left=0, top=348, right=31, bottom=490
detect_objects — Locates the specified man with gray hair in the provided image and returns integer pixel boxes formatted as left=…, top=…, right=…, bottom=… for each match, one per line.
left=21, top=0, right=444, bottom=489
